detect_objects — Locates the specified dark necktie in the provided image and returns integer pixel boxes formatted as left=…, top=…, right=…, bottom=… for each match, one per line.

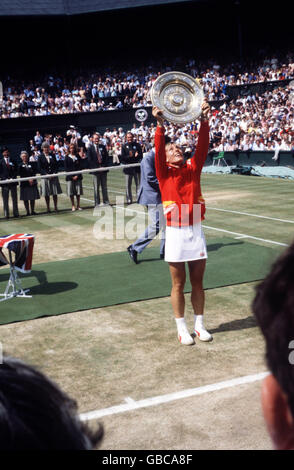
left=95, top=145, right=102, bottom=164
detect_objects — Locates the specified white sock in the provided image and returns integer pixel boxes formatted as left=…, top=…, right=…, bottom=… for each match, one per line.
left=175, top=317, right=188, bottom=333
left=194, top=314, right=205, bottom=330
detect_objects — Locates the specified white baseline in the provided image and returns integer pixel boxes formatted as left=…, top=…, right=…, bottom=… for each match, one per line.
left=79, top=371, right=269, bottom=421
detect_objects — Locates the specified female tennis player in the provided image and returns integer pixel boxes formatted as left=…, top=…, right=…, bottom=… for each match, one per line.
left=153, top=100, right=212, bottom=345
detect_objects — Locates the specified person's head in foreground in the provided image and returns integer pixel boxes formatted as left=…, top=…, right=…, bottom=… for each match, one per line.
left=252, top=240, right=294, bottom=449
left=0, top=355, right=103, bottom=450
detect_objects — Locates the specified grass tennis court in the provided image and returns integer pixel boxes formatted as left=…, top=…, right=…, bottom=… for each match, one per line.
left=0, top=169, right=293, bottom=449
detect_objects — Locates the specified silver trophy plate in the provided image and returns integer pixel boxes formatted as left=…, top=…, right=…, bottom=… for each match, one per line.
left=151, top=71, right=204, bottom=124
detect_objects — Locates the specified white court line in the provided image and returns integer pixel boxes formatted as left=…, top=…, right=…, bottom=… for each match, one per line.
left=74, top=183, right=294, bottom=224
left=59, top=194, right=288, bottom=248
left=202, top=224, right=288, bottom=247
left=112, top=206, right=288, bottom=247
left=207, top=206, right=294, bottom=224
left=79, top=371, right=269, bottom=422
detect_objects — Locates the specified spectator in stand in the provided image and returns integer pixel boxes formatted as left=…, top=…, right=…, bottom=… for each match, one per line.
left=66, top=125, right=81, bottom=146
left=64, top=142, right=83, bottom=211
left=252, top=137, right=265, bottom=151
left=30, top=145, right=41, bottom=163
left=0, top=146, right=19, bottom=219
left=111, top=141, right=121, bottom=165
left=38, top=142, right=62, bottom=213
left=33, top=130, right=43, bottom=149
left=18, top=150, right=40, bottom=216
left=120, top=131, right=143, bottom=204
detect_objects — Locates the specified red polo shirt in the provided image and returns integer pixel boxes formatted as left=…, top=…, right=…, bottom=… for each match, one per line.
left=155, top=121, right=209, bottom=227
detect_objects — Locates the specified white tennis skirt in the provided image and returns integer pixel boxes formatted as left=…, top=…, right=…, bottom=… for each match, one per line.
left=165, top=222, right=207, bottom=263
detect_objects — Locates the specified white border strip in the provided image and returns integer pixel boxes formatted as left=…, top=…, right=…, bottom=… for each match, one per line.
left=79, top=371, right=269, bottom=421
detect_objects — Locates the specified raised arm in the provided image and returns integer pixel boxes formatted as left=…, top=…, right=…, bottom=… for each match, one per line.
left=153, top=106, right=167, bottom=180
left=192, top=100, right=210, bottom=171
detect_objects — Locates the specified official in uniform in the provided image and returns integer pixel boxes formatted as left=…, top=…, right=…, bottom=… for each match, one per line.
left=0, top=146, right=19, bottom=219
left=18, top=150, right=40, bottom=216
left=120, top=132, right=143, bottom=204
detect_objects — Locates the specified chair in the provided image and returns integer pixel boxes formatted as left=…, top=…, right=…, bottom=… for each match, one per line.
left=212, top=151, right=229, bottom=167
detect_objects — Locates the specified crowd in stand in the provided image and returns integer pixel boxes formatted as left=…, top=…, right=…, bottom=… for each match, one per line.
left=25, top=82, right=293, bottom=165
left=1, top=50, right=294, bottom=218
left=0, top=78, right=293, bottom=219
left=209, top=85, right=294, bottom=155
left=0, top=51, right=293, bottom=119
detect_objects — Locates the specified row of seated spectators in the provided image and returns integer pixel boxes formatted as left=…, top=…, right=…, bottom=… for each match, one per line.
left=1, top=51, right=293, bottom=119
left=25, top=82, right=293, bottom=168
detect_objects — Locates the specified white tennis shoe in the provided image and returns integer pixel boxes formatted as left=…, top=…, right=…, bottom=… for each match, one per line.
left=194, top=326, right=213, bottom=342
left=178, top=330, right=194, bottom=345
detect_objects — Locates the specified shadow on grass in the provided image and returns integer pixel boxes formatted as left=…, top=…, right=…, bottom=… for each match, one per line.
left=210, top=315, right=257, bottom=334
left=0, top=269, right=78, bottom=296
left=207, top=240, right=244, bottom=252
left=29, top=281, right=78, bottom=295
left=137, top=240, right=245, bottom=264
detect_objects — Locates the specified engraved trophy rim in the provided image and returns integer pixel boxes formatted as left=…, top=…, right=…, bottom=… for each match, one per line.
left=151, top=71, right=204, bottom=124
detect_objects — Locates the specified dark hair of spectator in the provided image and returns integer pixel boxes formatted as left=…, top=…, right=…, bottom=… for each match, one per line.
left=0, top=355, right=104, bottom=450
left=252, top=240, right=294, bottom=419
left=41, top=142, right=50, bottom=149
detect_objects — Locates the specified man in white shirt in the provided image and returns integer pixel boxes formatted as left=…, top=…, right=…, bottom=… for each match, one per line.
left=252, top=138, right=265, bottom=151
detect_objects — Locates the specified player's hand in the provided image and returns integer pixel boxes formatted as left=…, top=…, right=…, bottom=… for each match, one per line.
left=200, top=99, right=210, bottom=122
left=152, top=106, right=164, bottom=127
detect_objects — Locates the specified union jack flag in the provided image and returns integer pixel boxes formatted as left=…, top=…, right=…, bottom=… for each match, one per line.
left=0, top=234, right=35, bottom=273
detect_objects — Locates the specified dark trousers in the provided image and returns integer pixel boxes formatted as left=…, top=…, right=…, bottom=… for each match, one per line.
left=125, top=173, right=140, bottom=204
left=93, top=172, right=109, bottom=205
left=2, top=185, right=19, bottom=218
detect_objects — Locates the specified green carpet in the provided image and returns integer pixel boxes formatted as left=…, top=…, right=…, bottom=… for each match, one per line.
left=0, top=237, right=280, bottom=325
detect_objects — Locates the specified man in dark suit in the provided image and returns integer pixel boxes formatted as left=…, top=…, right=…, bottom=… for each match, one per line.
left=127, top=146, right=165, bottom=264
left=120, top=132, right=143, bottom=204
left=0, top=146, right=19, bottom=218
left=86, top=133, right=110, bottom=207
